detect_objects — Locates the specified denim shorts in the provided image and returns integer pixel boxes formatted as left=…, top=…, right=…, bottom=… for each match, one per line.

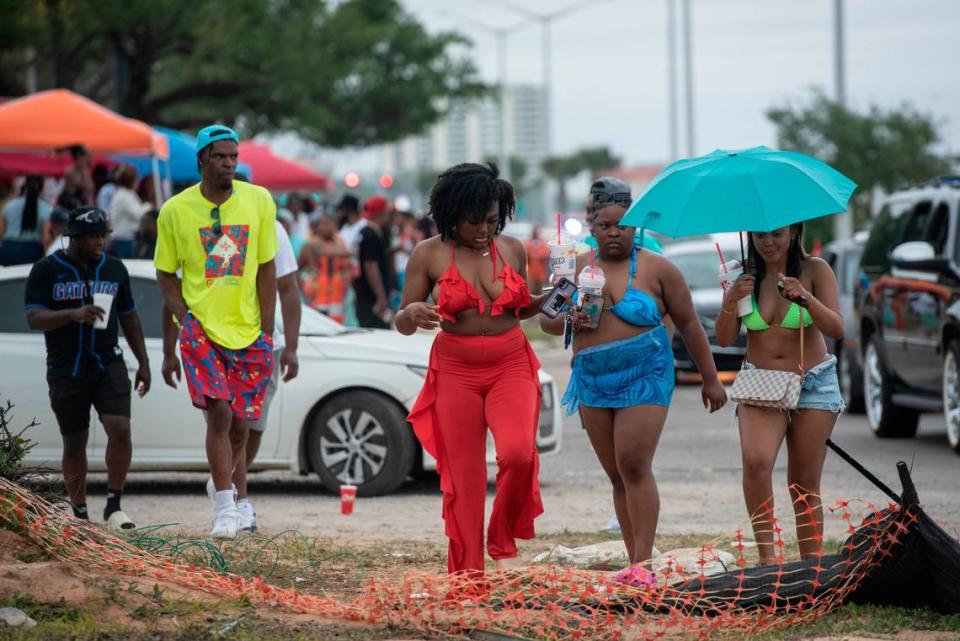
left=742, top=355, right=845, bottom=413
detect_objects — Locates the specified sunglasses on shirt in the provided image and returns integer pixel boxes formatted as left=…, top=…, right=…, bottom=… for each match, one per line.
left=211, top=206, right=221, bottom=236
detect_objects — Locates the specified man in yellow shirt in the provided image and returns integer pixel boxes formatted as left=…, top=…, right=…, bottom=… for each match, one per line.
left=155, top=124, right=278, bottom=539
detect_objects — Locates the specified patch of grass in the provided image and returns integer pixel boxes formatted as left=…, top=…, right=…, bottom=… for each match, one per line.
left=0, top=592, right=83, bottom=625
left=751, top=603, right=960, bottom=640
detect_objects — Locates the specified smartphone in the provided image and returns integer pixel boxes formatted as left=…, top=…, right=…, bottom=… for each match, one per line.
left=539, top=277, right=577, bottom=319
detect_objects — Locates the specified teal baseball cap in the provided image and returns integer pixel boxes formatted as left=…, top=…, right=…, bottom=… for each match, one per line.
left=196, top=124, right=239, bottom=154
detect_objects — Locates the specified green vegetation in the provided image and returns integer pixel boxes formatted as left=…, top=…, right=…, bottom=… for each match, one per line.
left=0, top=0, right=486, bottom=146
left=768, top=90, right=956, bottom=245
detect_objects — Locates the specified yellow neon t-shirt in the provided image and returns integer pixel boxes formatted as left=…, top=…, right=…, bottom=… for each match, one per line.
left=154, top=181, right=278, bottom=349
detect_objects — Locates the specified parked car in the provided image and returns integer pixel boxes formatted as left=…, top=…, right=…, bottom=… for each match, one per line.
left=664, top=235, right=748, bottom=373
left=821, top=231, right=868, bottom=413
left=856, top=176, right=960, bottom=453
left=1, top=260, right=563, bottom=494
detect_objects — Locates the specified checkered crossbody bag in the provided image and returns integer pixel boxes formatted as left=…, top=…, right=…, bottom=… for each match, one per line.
left=729, top=319, right=805, bottom=410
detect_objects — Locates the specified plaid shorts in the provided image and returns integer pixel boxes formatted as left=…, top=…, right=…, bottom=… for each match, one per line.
left=178, top=312, right=274, bottom=420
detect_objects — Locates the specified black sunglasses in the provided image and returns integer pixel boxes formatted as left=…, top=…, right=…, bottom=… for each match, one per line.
left=211, top=206, right=221, bottom=236
left=593, top=192, right=632, bottom=207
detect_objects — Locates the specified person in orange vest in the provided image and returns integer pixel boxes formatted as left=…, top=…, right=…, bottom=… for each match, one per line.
left=523, top=225, right=550, bottom=295
left=299, top=212, right=352, bottom=323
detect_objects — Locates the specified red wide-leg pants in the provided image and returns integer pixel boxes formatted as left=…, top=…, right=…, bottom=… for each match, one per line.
left=407, top=326, right=544, bottom=574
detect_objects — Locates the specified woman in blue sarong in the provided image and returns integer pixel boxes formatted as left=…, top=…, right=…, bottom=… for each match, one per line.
left=541, top=182, right=726, bottom=575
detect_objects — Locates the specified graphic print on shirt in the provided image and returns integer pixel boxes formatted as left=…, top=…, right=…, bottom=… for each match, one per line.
left=200, top=225, right=249, bottom=279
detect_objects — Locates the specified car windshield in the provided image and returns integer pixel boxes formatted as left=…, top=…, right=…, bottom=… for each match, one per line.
left=300, top=305, right=350, bottom=336
left=669, top=248, right=738, bottom=290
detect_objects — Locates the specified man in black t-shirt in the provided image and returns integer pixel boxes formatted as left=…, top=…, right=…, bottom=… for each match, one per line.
left=24, top=206, right=151, bottom=532
left=354, top=195, right=394, bottom=328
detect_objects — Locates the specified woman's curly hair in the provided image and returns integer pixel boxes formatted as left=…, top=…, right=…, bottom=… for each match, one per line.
left=428, top=162, right=515, bottom=240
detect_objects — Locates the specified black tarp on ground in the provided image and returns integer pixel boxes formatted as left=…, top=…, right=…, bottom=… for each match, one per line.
left=673, top=462, right=960, bottom=615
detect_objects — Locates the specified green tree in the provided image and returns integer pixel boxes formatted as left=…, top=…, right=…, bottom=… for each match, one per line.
left=0, top=0, right=486, bottom=147
left=541, top=154, right=581, bottom=213
left=484, top=155, right=528, bottom=192
left=575, top=146, right=621, bottom=177
left=767, top=90, right=954, bottom=244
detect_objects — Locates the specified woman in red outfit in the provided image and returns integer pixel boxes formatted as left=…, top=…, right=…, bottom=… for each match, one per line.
left=396, top=163, right=549, bottom=574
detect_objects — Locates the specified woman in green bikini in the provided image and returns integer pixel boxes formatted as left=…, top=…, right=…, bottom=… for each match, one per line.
left=716, top=223, right=844, bottom=565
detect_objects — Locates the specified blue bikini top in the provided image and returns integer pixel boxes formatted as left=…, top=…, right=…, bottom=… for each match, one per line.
left=608, top=247, right=662, bottom=328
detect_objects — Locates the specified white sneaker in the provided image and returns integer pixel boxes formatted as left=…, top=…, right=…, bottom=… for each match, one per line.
left=236, top=500, right=256, bottom=532
left=210, top=505, right=241, bottom=539
left=206, top=476, right=237, bottom=502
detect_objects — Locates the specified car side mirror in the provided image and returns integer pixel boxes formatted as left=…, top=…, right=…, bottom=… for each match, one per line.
left=891, top=241, right=935, bottom=263
left=890, top=241, right=950, bottom=275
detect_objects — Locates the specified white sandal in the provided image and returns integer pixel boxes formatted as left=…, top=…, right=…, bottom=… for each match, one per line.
left=105, top=510, right=136, bottom=533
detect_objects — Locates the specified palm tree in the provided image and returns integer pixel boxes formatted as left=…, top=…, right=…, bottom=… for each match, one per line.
left=541, top=154, right=580, bottom=213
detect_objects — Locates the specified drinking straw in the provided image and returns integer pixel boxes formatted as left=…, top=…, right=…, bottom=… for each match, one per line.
left=716, top=242, right=728, bottom=273
left=556, top=213, right=561, bottom=245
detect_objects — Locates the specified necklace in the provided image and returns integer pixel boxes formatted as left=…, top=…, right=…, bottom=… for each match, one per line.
left=459, top=242, right=490, bottom=257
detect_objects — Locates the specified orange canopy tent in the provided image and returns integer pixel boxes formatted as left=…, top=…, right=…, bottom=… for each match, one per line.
left=0, top=89, right=167, bottom=158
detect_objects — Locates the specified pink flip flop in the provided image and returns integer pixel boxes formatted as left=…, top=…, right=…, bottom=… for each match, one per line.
left=612, top=564, right=656, bottom=588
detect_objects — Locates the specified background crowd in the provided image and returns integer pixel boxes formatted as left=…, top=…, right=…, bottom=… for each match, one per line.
left=0, top=149, right=555, bottom=331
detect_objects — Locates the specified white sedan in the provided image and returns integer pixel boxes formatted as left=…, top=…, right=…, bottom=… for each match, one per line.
left=1, top=260, right=563, bottom=496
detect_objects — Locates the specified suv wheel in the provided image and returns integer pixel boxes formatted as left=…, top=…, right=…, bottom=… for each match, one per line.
left=943, top=341, right=960, bottom=454
left=307, top=391, right=417, bottom=496
left=837, top=344, right=865, bottom=414
left=863, top=336, right=919, bottom=438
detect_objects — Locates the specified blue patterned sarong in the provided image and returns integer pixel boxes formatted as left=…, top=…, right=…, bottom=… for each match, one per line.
left=562, top=324, right=675, bottom=415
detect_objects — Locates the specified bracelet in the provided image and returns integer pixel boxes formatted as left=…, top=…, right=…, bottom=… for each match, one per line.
left=720, top=302, right=736, bottom=315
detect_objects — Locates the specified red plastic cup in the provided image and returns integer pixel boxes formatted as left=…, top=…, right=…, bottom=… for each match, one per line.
left=340, top=484, right=357, bottom=515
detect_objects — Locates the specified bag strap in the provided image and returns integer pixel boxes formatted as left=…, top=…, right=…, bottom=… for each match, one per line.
left=798, top=317, right=805, bottom=377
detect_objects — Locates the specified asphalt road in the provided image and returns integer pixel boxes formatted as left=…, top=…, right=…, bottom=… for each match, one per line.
left=82, top=340, right=958, bottom=543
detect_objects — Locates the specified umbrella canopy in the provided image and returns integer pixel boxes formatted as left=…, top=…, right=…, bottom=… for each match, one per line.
left=620, top=146, right=856, bottom=237
left=114, top=127, right=252, bottom=184
left=0, top=89, right=167, bottom=159
left=238, top=141, right=331, bottom=192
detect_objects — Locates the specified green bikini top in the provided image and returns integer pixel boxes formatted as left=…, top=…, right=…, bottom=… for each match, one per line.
left=741, top=294, right=813, bottom=331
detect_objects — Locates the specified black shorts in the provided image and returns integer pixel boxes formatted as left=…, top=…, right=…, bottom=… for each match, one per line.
left=47, top=360, right=131, bottom=435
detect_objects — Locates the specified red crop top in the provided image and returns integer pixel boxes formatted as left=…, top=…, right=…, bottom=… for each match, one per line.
left=436, top=240, right=530, bottom=322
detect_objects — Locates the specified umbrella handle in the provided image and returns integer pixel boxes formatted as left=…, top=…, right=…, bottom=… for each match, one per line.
left=826, top=439, right=902, bottom=505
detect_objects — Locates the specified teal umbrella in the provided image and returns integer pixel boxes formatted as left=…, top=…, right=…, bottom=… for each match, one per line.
left=621, top=146, right=857, bottom=237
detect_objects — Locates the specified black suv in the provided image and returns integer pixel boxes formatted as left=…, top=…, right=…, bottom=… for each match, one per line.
left=857, top=176, right=960, bottom=453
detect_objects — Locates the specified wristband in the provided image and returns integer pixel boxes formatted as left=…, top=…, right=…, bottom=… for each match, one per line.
left=720, top=302, right=736, bottom=315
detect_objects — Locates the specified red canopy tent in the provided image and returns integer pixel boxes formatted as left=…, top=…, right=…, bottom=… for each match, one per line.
left=238, top=141, right=331, bottom=191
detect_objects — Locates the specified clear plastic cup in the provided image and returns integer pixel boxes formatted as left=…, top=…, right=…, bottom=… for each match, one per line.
left=92, top=292, right=114, bottom=329
left=340, top=484, right=357, bottom=515
left=718, top=260, right=752, bottom=317
left=577, top=265, right=605, bottom=329
left=548, top=233, right=576, bottom=283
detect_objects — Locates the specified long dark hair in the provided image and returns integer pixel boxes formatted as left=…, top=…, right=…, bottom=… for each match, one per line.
left=428, top=162, right=515, bottom=241
left=19, top=175, right=43, bottom=234
left=746, top=223, right=807, bottom=299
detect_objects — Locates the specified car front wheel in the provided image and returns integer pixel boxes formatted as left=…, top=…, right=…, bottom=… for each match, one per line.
left=863, top=336, right=919, bottom=438
left=306, top=390, right=417, bottom=496
left=943, top=340, right=960, bottom=455
left=837, top=344, right=865, bottom=414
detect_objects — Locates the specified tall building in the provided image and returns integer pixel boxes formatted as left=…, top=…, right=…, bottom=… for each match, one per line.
left=382, top=84, right=547, bottom=222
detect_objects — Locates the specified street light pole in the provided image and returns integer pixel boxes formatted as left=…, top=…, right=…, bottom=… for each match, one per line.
left=437, top=11, right=527, bottom=183
left=681, top=0, right=695, bottom=158
left=666, top=0, right=679, bottom=162
left=498, top=31, right=510, bottom=181
left=833, top=0, right=851, bottom=240
left=491, top=0, right=619, bottom=159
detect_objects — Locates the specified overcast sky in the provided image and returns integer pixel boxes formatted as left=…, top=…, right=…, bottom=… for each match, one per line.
left=402, top=0, right=960, bottom=167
